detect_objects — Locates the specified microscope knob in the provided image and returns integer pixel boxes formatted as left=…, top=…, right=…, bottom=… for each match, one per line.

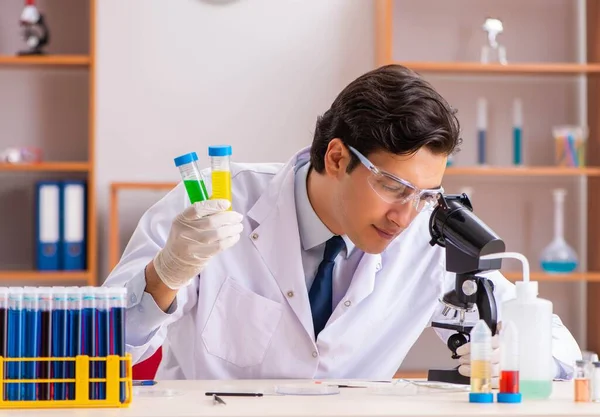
left=448, top=333, right=469, bottom=359
left=462, top=279, right=478, bottom=296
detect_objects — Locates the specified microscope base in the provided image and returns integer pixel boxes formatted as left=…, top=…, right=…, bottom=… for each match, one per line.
left=427, top=367, right=469, bottom=385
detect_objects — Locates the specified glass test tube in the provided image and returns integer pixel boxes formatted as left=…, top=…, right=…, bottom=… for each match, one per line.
left=7, top=287, right=24, bottom=401
left=469, top=320, right=494, bottom=403
left=81, top=287, right=97, bottom=400
left=95, top=288, right=110, bottom=400
left=108, top=287, right=127, bottom=403
left=592, top=362, right=600, bottom=402
left=209, top=145, right=232, bottom=207
left=575, top=360, right=591, bottom=402
left=174, top=152, right=209, bottom=203
left=23, top=287, right=40, bottom=400
left=66, top=287, right=82, bottom=400
left=0, top=287, right=8, bottom=401
left=37, top=288, right=52, bottom=401
left=51, top=287, right=68, bottom=400
left=497, top=321, right=521, bottom=403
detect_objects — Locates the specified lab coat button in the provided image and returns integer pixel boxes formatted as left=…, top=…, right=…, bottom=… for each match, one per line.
left=344, top=300, right=351, bottom=307
left=138, top=305, right=144, bottom=313
left=376, top=263, right=382, bottom=270
left=287, top=291, right=294, bottom=298
left=251, top=233, right=259, bottom=240
left=312, top=351, right=318, bottom=358
left=130, top=294, right=137, bottom=303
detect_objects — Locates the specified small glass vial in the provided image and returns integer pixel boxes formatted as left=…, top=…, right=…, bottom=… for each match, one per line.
left=574, top=360, right=591, bottom=402
left=174, top=152, right=209, bottom=204
left=497, top=321, right=522, bottom=403
left=469, top=320, right=494, bottom=403
left=592, top=362, right=600, bottom=402
left=208, top=145, right=232, bottom=206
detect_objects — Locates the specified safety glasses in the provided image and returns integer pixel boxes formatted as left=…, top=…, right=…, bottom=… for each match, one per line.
left=348, top=146, right=444, bottom=213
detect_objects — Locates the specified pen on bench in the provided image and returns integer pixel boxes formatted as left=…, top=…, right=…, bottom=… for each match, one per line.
left=205, top=392, right=263, bottom=397
left=133, top=380, right=157, bottom=386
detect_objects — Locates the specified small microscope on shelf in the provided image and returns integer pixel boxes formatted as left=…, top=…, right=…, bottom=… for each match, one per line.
left=427, top=192, right=506, bottom=385
left=18, top=0, right=50, bottom=56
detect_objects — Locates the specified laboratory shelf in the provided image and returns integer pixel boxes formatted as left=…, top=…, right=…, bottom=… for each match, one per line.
left=110, top=181, right=176, bottom=190
left=391, top=61, right=600, bottom=75
left=504, top=271, right=600, bottom=282
left=0, top=162, right=90, bottom=172
left=445, top=167, right=600, bottom=177
left=0, top=55, right=90, bottom=67
left=0, top=270, right=91, bottom=282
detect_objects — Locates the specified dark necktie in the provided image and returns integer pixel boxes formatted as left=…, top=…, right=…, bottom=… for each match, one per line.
left=308, top=235, right=345, bottom=338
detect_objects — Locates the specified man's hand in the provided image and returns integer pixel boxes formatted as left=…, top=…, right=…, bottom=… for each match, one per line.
left=153, top=199, right=243, bottom=290
left=456, top=333, right=501, bottom=387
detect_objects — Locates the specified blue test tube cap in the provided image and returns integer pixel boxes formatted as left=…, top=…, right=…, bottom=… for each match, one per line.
left=496, top=392, right=522, bottom=403
left=469, top=392, right=494, bottom=403
left=174, top=152, right=199, bottom=167
left=208, top=145, right=232, bottom=157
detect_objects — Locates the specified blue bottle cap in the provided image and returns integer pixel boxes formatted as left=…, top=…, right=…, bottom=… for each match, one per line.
left=208, top=145, right=232, bottom=157
left=174, top=152, right=198, bottom=167
left=496, top=392, right=522, bottom=403
left=469, top=392, right=494, bottom=403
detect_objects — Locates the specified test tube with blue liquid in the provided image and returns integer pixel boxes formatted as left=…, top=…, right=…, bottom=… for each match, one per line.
left=477, top=98, right=487, bottom=166
left=66, top=287, right=82, bottom=399
left=108, top=287, right=127, bottom=403
left=23, top=287, right=40, bottom=400
left=513, top=98, right=523, bottom=166
left=96, top=287, right=110, bottom=400
left=7, top=287, right=24, bottom=401
left=81, top=287, right=97, bottom=399
left=0, top=288, right=8, bottom=401
left=51, top=287, right=68, bottom=400
left=37, top=287, right=52, bottom=401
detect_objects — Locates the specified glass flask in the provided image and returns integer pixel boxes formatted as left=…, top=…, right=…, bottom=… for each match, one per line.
left=540, top=188, right=578, bottom=273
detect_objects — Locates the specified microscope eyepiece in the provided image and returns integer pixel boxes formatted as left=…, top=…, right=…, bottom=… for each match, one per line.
left=429, top=193, right=505, bottom=274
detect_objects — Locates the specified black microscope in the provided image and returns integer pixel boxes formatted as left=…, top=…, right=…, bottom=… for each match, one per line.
left=426, top=192, right=506, bottom=385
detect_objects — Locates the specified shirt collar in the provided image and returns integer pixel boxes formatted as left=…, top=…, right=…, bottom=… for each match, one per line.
left=294, top=160, right=355, bottom=258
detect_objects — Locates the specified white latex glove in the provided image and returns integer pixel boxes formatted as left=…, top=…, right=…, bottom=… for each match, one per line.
left=456, top=333, right=501, bottom=388
left=153, top=199, right=243, bottom=289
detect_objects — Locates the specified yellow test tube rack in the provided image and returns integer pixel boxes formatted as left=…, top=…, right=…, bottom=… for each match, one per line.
left=0, top=354, right=132, bottom=409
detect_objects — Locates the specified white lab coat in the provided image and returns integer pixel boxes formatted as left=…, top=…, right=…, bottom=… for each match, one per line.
left=104, top=147, right=582, bottom=380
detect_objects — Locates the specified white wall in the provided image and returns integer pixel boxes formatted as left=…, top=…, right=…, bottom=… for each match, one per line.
left=96, top=0, right=376, bottom=274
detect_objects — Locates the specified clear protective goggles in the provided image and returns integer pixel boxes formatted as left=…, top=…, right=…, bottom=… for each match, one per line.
left=348, top=146, right=444, bottom=213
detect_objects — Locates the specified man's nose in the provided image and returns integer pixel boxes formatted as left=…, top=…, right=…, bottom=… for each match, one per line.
left=387, top=200, right=416, bottom=229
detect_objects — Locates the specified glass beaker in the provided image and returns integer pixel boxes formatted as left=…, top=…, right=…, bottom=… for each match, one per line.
left=539, top=189, right=578, bottom=274
left=552, top=125, right=588, bottom=167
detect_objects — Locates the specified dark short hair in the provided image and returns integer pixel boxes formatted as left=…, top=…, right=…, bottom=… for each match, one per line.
left=310, top=64, right=461, bottom=173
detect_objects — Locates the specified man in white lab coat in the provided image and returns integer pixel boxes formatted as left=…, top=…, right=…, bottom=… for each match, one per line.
left=104, top=64, right=581, bottom=380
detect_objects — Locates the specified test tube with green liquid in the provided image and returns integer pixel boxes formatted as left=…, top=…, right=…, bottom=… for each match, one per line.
left=174, top=152, right=210, bottom=203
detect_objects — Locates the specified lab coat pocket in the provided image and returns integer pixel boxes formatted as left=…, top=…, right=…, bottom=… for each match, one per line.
left=201, top=277, right=283, bottom=368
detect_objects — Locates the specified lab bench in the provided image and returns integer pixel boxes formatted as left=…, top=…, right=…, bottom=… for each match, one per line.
left=1, top=379, right=598, bottom=417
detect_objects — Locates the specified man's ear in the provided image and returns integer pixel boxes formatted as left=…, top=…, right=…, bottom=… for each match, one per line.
left=323, top=138, right=350, bottom=178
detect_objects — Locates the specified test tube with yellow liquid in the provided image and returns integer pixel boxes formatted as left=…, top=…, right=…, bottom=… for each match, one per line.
left=469, top=320, right=494, bottom=403
left=209, top=145, right=232, bottom=208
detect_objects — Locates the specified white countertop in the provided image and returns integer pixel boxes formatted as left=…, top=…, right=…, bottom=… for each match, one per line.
left=1, top=379, right=599, bottom=417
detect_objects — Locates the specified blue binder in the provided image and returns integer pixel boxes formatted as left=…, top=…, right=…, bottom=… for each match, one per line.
left=35, top=181, right=61, bottom=271
left=60, top=180, right=87, bottom=271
